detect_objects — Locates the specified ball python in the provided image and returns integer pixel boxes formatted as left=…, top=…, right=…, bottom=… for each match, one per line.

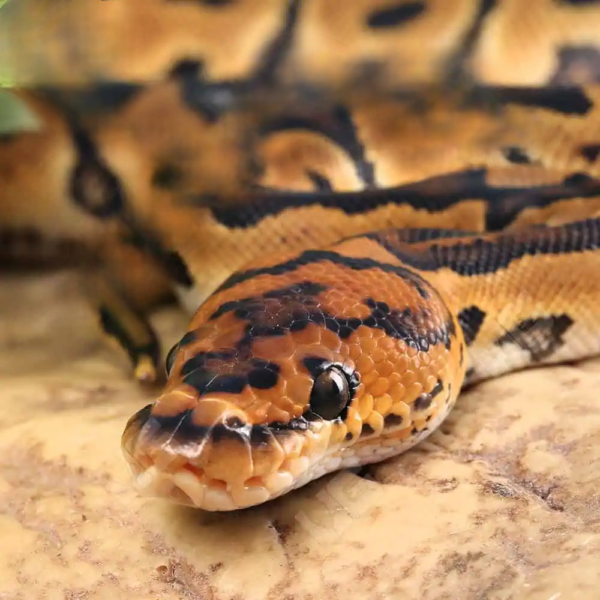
left=3, top=0, right=600, bottom=510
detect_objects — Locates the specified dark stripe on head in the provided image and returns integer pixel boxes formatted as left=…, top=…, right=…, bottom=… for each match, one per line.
left=215, top=249, right=431, bottom=299
left=133, top=407, right=301, bottom=448
left=369, top=218, right=600, bottom=276
left=495, top=314, right=574, bottom=362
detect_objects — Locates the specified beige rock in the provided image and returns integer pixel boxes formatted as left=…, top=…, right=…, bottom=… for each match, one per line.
left=1, top=270, right=600, bottom=599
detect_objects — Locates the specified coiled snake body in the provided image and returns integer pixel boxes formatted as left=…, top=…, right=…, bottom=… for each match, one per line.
left=3, top=0, right=600, bottom=510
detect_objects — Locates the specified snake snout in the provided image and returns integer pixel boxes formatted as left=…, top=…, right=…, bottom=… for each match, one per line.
left=121, top=389, right=314, bottom=510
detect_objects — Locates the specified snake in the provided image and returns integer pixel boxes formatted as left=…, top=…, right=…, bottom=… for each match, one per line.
left=3, top=0, right=600, bottom=510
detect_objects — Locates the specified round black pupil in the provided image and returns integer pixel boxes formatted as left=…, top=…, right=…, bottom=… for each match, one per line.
left=310, top=367, right=349, bottom=420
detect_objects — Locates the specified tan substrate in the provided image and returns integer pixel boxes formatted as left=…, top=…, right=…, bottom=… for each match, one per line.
left=1, top=270, right=600, bottom=600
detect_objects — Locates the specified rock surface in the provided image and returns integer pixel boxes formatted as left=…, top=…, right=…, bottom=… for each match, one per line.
left=1, top=270, right=600, bottom=599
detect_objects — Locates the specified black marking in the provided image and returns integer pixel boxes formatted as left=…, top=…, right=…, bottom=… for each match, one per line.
left=247, top=364, right=280, bottom=390
left=550, top=46, right=600, bottom=85
left=502, top=146, right=533, bottom=165
left=384, top=414, right=404, bottom=427
left=369, top=218, right=600, bottom=276
left=366, top=1, right=425, bottom=28
left=209, top=168, right=600, bottom=231
left=70, top=128, right=125, bottom=218
left=490, top=86, right=593, bottom=116
left=121, top=220, right=194, bottom=288
left=252, top=0, right=301, bottom=85
left=216, top=249, right=433, bottom=300
left=306, top=170, right=333, bottom=191
left=257, top=105, right=375, bottom=189
left=152, top=163, right=184, bottom=190
left=495, top=315, right=575, bottom=362
left=413, top=393, right=432, bottom=411
left=444, top=0, right=497, bottom=83
left=459, top=344, right=464, bottom=366
left=361, top=424, right=375, bottom=436
left=581, top=143, right=600, bottom=163
left=130, top=406, right=298, bottom=448
left=458, top=306, right=486, bottom=345
left=98, top=305, right=160, bottom=374
left=0, top=133, right=16, bottom=143
left=345, top=432, right=354, bottom=441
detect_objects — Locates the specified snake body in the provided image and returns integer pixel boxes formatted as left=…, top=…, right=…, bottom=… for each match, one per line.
left=122, top=218, right=600, bottom=510
left=3, top=1, right=600, bottom=509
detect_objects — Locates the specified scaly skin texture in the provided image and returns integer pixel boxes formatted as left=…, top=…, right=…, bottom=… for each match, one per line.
left=122, top=219, right=600, bottom=510
left=3, top=2, right=600, bottom=507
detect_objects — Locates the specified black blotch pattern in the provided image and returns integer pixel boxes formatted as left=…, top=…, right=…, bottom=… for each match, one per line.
left=366, top=1, right=425, bottom=28
left=181, top=349, right=281, bottom=394
left=370, top=218, right=600, bottom=277
left=495, top=314, right=575, bottom=362
left=258, top=105, right=375, bottom=188
left=252, top=0, right=301, bottom=85
left=361, top=424, right=375, bottom=436
left=492, top=86, right=593, bottom=116
left=550, top=46, right=600, bottom=85
left=122, top=223, right=194, bottom=287
left=210, top=168, right=600, bottom=231
left=581, top=143, right=600, bottom=163
left=384, top=414, right=404, bottom=427
left=132, top=405, right=295, bottom=448
left=216, top=248, right=433, bottom=300
left=98, top=305, right=160, bottom=371
left=444, top=0, right=497, bottom=83
left=306, top=170, right=333, bottom=191
left=152, top=163, right=184, bottom=190
left=458, top=306, right=486, bottom=345
left=70, top=128, right=124, bottom=218
left=502, top=146, right=533, bottom=165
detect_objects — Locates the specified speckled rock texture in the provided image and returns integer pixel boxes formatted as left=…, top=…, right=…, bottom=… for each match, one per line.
left=1, top=270, right=600, bottom=600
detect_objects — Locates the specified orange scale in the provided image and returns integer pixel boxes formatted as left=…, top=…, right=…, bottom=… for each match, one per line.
left=356, top=354, right=374, bottom=374
left=320, top=328, right=343, bottom=352
left=251, top=335, right=296, bottom=360
left=371, top=347, right=387, bottom=363
left=388, top=382, right=406, bottom=402
left=345, top=405, right=363, bottom=439
left=379, top=337, right=398, bottom=351
left=395, top=355, right=410, bottom=374
left=358, top=393, right=374, bottom=421
left=361, top=370, right=380, bottom=388
left=403, top=369, right=417, bottom=386
left=425, top=375, right=439, bottom=393
left=266, top=404, right=294, bottom=423
left=349, top=343, right=362, bottom=360
left=374, top=393, right=393, bottom=415
left=295, top=328, right=326, bottom=348
left=406, top=382, right=424, bottom=401
left=284, top=374, right=313, bottom=407
left=378, top=360, right=395, bottom=377
left=369, top=377, right=390, bottom=397
left=365, top=411, right=384, bottom=434
left=389, top=400, right=412, bottom=424
left=361, top=338, right=378, bottom=353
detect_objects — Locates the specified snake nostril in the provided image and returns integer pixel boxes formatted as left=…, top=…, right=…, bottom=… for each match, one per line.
left=223, top=415, right=246, bottom=430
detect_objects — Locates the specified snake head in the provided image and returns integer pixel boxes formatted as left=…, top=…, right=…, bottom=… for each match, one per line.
left=122, top=240, right=466, bottom=510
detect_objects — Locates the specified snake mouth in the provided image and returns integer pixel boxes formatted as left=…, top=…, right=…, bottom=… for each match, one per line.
left=121, top=399, right=335, bottom=510
left=126, top=454, right=314, bottom=511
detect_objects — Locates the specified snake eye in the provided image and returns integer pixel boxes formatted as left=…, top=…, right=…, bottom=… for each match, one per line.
left=165, top=343, right=179, bottom=377
left=309, top=366, right=350, bottom=420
